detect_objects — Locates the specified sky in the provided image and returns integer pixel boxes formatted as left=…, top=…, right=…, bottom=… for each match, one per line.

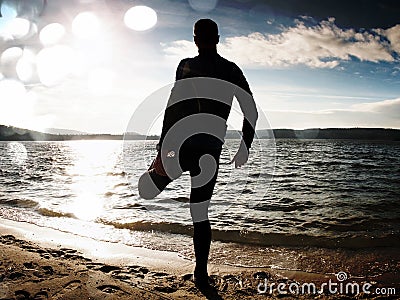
left=0, top=0, right=399, bottom=133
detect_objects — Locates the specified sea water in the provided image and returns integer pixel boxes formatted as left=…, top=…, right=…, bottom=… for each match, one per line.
left=1, top=139, right=399, bottom=276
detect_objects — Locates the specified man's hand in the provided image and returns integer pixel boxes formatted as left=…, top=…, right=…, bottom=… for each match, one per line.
left=230, top=141, right=249, bottom=168
left=150, top=145, right=177, bottom=176
left=149, top=151, right=167, bottom=176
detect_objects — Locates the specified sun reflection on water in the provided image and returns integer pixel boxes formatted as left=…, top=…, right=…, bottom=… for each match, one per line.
left=7, top=142, right=28, bottom=166
left=65, top=141, right=123, bottom=221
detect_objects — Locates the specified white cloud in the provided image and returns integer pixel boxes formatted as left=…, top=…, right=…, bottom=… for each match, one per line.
left=265, top=98, right=400, bottom=129
left=384, top=24, right=400, bottom=54
left=163, top=18, right=399, bottom=69
left=353, top=97, right=400, bottom=118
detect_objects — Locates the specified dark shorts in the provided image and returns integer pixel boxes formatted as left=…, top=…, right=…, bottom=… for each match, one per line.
left=142, top=147, right=221, bottom=203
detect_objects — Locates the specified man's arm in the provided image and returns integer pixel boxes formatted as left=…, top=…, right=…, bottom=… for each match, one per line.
left=158, top=59, right=188, bottom=150
left=230, top=65, right=258, bottom=167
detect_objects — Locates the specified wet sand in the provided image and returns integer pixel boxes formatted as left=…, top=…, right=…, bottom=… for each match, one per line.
left=0, top=219, right=398, bottom=299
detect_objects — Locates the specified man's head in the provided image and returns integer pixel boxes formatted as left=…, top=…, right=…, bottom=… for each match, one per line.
left=194, top=19, right=219, bottom=48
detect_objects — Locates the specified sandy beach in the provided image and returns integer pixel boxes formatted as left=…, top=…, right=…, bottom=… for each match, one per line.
left=0, top=218, right=398, bottom=300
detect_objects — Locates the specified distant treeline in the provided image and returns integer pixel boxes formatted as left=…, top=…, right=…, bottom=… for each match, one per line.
left=256, top=128, right=400, bottom=140
left=1, top=125, right=400, bottom=141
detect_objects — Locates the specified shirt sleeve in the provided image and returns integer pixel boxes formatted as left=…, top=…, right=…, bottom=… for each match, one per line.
left=231, top=64, right=258, bottom=150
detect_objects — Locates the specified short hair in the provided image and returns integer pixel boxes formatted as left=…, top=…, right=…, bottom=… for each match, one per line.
left=194, top=19, right=219, bottom=41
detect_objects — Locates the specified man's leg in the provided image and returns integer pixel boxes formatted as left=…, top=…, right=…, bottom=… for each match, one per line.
left=138, top=169, right=172, bottom=199
left=189, top=150, right=220, bottom=285
left=191, top=202, right=211, bottom=280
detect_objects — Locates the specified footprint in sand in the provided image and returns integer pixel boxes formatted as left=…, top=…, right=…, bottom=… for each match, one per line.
left=33, top=290, right=48, bottom=300
left=153, top=285, right=178, bottom=293
left=150, top=272, right=169, bottom=277
left=41, top=266, right=53, bottom=275
left=97, top=265, right=121, bottom=273
left=23, top=262, right=35, bottom=269
left=14, top=290, right=30, bottom=300
left=8, top=271, right=25, bottom=280
left=51, top=280, right=82, bottom=300
left=96, top=285, right=130, bottom=296
left=63, top=280, right=81, bottom=291
left=127, top=265, right=149, bottom=274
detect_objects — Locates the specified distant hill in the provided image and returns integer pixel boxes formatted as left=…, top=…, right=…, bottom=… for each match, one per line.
left=1, top=125, right=400, bottom=141
left=42, top=128, right=89, bottom=135
left=0, top=125, right=122, bottom=141
left=0, top=125, right=60, bottom=141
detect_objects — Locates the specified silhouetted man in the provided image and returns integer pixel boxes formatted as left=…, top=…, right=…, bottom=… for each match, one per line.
left=139, top=19, right=257, bottom=288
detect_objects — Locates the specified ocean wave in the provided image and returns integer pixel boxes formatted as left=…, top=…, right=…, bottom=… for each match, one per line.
left=301, top=217, right=400, bottom=232
left=36, top=207, right=75, bottom=218
left=172, top=197, right=190, bottom=203
left=106, top=171, right=126, bottom=177
left=99, top=220, right=400, bottom=249
left=113, top=203, right=147, bottom=210
left=113, top=182, right=129, bottom=188
left=104, top=191, right=115, bottom=197
left=253, top=199, right=316, bottom=212
left=0, top=198, right=38, bottom=208
left=101, top=220, right=193, bottom=236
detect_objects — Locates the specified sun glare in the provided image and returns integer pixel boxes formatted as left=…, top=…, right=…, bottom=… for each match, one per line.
left=4, top=17, right=31, bottom=39
left=16, top=49, right=36, bottom=82
left=70, top=192, right=105, bottom=221
left=124, top=6, right=157, bottom=31
left=65, top=141, right=122, bottom=221
left=7, top=142, right=28, bottom=166
left=0, top=47, right=23, bottom=78
left=72, top=12, right=100, bottom=39
left=0, top=78, right=26, bottom=99
left=40, top=23, right=66, bottom=46
left=88, top=68, right=115, bottom=96
left=0, top=79, right=35, bottom=127
left=36, top=45, right=76, bottom=86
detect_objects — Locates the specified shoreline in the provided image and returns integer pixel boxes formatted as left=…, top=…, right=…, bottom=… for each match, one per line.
left=1, top=218, right=399, bottom=299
